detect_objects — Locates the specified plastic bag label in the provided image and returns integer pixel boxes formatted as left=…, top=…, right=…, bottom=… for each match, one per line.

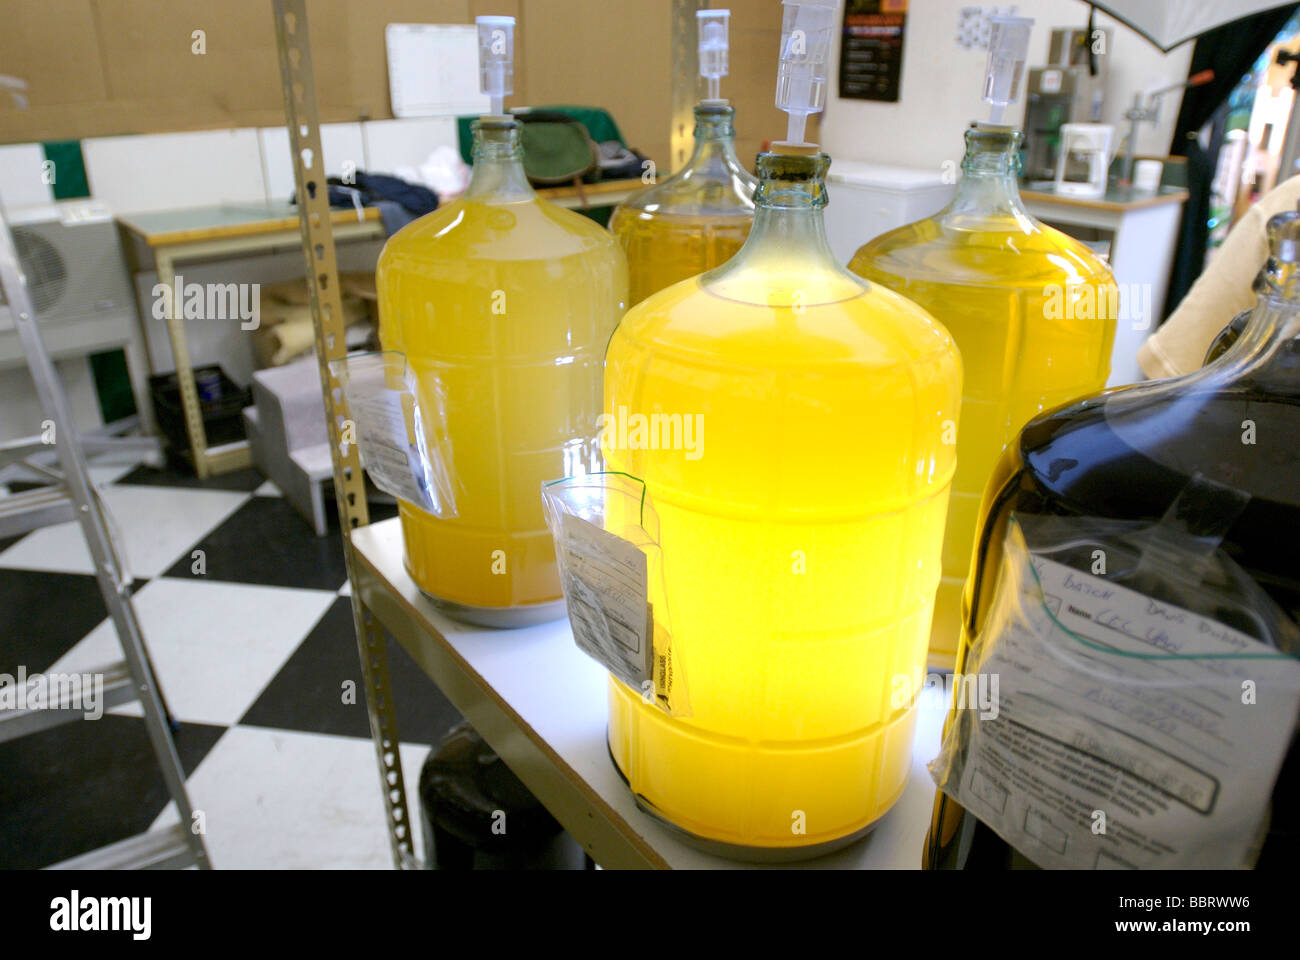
left=329, top=351, right=456, bottom=517
left=933, top=536, right=1300, bottom=869
left=555, top=512, right=654, bottom=693
left=348, top=388, right=434, bottom=509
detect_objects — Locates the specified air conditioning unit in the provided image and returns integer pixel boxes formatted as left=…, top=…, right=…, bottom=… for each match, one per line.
left=0, top=200, right=141, bottom=369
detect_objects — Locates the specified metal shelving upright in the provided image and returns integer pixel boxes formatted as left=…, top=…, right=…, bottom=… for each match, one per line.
left=271, top=0, right=415, bottom=868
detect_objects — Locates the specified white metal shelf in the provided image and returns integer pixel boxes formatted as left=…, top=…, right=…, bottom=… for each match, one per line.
left=351, top=517, right=944, bottom=870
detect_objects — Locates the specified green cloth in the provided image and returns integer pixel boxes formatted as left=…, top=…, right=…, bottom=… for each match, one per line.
left=456, top=106, right=626, bottom=165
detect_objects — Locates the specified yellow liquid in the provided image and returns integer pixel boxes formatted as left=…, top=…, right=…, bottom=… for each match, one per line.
left=377, top=195, right=626, bottom=612
left=850, top=221, right=1116, bottom=667
left=609, top=209, right=751, bottom=307
left=603, top=265, right=961, bottom=851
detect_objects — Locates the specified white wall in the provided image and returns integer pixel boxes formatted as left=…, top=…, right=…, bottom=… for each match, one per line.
left=822, top=0, right=1195, bottom=171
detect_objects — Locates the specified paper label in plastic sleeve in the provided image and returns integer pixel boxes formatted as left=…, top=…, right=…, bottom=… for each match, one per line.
left=330, top=352, right=456, bottom=517
left=935, top=543, right=1300, bottom=869
left=556, top=512, right=654, bottom=694
left=347, top=389, right=434, bottom=509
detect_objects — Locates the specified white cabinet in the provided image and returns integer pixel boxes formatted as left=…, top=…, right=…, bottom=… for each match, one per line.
left=823, top=161, right=955, bottom=264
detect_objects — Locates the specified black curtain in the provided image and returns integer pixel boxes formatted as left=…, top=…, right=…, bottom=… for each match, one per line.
left=1163, top=5, right=1300, bottom=321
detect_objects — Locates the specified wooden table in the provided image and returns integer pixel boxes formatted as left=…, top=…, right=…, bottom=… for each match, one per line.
left=537, top=177, right=643, bottom=210
left=351, top=516, right=947, bottom=869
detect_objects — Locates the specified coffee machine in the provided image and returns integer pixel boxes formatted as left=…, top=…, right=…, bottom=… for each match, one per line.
left=1022, top=27, right=1110, bottom=187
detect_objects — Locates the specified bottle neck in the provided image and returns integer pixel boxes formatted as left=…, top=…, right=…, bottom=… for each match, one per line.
left=748, top=150, right=835, bottom=258
left=947, top=124, right=1031, bottom=220
left=465, top=117, right=534, bottom=201
left=704, top=147, right=860, bottom=305
left=1213, top=292, right=1300, bottom=396
left=683, top=102, right=748, bottom=174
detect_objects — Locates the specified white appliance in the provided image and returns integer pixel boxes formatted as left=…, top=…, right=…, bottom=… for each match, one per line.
left=1055, top=123, right=1114, bottom=198
left=0, top=200, right=152, bottom=433
left=823, top=161, right=956, bottom=264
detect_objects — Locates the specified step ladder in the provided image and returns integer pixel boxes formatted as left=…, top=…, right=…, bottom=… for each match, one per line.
left=0, top=205, right=209, bottom=870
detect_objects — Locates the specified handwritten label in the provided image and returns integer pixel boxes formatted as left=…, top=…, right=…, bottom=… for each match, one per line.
left=933, top=545, right=1300, bottom=869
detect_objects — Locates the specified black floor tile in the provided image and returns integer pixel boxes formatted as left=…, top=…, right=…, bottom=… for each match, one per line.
left=117, top=463, right=265, bottom=493
left=0, top=533, right=27, bottom=554
left=4, top=480, right=49, bottom=493
left=239, top=597, right=462, bottom=745
left=324, top=489, right=400, bottom=527
left=0, top=569, right=108, bottom=674
left=0, top=715, right=225, bottom=869
left=162, top=496, right=348, bottom=591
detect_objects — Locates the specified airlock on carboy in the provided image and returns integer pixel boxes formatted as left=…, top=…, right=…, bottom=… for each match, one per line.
left=774, top=0, right=838, bottom=148
left=476, top=15, right=514, bottom=116
left=847, top=11, right=1119, bottom=669
left=697, top=8, right=730, bottom=103
left=981, top=13, right=1031, bottom=125
left=369, top=12, right=627, bottom=627
left=580, top=0, right=962, bottom=857
left=607, top=7, right=758, bottom=306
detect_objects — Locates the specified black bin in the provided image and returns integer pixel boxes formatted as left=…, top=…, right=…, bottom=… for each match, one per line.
left=149, top=365, right=251, bottom=455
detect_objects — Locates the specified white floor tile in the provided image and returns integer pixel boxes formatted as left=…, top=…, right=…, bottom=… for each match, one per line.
left=87, top=462, right=141, bottom=485
left=49, top=578, right=335, bottom=726
left=149, top=726, right=429, bottom=869
left=0, top=485, right=248, bottom=578
left=253, top=480, right=282, bottom=497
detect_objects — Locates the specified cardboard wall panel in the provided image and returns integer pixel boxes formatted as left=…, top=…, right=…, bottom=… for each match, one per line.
left=520, top=0, right=673, bottom=169
left=0, top=0, right=782, bottom=169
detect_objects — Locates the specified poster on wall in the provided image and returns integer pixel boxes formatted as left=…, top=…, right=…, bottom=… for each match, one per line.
left=838, top=0, right=908, bottom=102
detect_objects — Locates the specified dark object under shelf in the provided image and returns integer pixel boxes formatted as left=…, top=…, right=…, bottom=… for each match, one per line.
left=149, top=365, right=251, bottom=457
left=418, top=719, right=586, bottom=869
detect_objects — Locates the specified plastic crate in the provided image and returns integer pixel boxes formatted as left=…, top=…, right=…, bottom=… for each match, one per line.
left=149, top=365, right=251, bottom=454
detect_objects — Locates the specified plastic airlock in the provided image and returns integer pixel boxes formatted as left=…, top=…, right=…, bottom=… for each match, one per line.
left=697, top=9, right=731, bottom=102
left=476, top=15, right=515, bottom=116
left=775, top=0, right=838, bottom=146
left=982, top=15, right=1032, bottom=125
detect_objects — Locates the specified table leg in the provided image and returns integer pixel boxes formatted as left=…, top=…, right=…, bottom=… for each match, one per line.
left=156, top=249, right=211, bottom=477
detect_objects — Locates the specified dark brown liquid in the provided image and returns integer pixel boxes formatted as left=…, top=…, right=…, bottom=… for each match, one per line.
left=927, top=381, right=1300, bottom=869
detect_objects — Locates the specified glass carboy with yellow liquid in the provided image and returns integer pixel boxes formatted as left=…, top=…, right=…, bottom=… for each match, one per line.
left=376, top=16, right=627, bottom=626
left=848, top=16, right=1117, bottom=667
left=609, top=9, right=756, bottom=306
left=597, top=0, right=961, bottom=857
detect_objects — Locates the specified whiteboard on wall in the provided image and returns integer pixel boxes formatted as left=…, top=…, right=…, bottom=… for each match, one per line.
left=386, top=24, right=491, bottom=118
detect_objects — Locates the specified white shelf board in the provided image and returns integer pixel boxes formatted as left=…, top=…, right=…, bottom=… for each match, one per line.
left=351, top=516, right=946, bottom=869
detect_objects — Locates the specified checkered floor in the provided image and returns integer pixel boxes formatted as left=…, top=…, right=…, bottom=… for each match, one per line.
left=0, top=460, right=463, bottom=869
